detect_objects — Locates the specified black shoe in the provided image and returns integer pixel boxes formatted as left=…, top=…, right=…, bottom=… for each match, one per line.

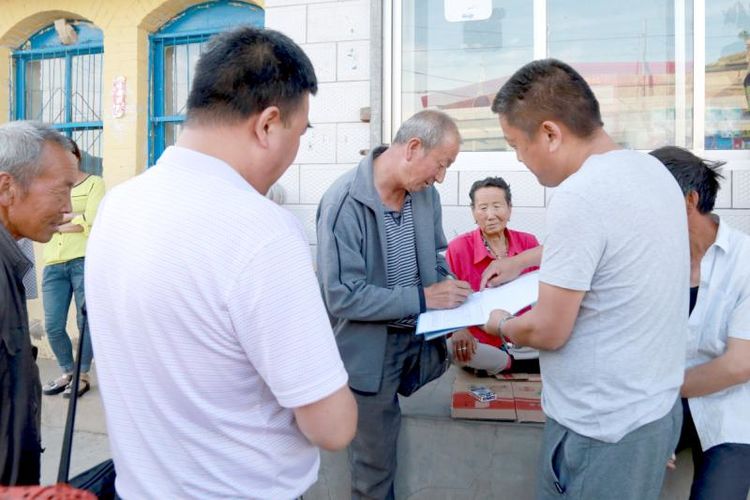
left=63, top=376, right=90, bottom=399
left=42, top=374, right=72, bottom=396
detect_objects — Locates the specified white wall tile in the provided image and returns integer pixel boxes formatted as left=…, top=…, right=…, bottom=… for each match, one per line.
left=337, top=40, right=370, bottom=81
left=715, top=209, right=750, bottom=235
left=299, top=164, right=355, bottom=205
left=435, top=170, right=459, bottom=206
left=302, top=43, right=337, bottom=82
left=458, top=170, right=545, bottom=207
left=276, top=165, right=300, bottom=204
left=295, top=123, right=336, bottom=164
left=286, top=205, right=319, bottom=244
left=307, top=0, right=370, bottom=42
left=441, top=206, right=476, bottom=242
left=309, top=81, right=370, bottom=123
left=336, top=122, right=370, bottom=163
left=732, top=170, right=750, bottom=208
left=714, top=171, right=732, bottom=209
left=506, top=208, right=548, bottom=240
left=265, top=5, right=307, bottom=44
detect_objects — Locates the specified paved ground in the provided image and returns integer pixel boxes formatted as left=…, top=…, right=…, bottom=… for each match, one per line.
left=37, top=358, right=110, bottom=485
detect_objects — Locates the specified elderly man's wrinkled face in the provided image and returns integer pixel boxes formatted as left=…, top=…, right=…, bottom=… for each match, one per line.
left=405, top=134, right=460, bottom=193
left=1, top=141, right=79, bottom=242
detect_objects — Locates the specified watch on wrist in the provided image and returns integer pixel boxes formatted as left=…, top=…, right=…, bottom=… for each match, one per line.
left=496, top=313, right=513, bottom=337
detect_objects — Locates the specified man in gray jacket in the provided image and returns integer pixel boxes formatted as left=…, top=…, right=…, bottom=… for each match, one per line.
left=317, top=110, right=472, bottom=499
left=0, top=122, right=79, bottom=485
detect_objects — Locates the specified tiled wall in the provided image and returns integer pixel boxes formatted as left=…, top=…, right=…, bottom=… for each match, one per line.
left=265, top=0, right=750, bottom=257
left=717, top=170, right=750, bottom=233
left=265, top=0, right=371, bottom=261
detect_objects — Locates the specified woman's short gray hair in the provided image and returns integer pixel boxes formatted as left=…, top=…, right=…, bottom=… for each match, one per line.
left=392, top=110, right=460, bottom=151
left=0, top=121, right=73, bottom=190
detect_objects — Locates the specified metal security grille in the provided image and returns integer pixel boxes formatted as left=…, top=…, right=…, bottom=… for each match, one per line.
left=148, top=0, right=265, bottom=165
left=13, top=21, right=104, bottom=175
left=149, top=34, right=212, bottom=165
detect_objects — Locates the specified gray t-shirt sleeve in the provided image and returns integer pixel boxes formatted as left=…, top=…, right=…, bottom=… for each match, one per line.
left=540, top=190, right=605, bottom=292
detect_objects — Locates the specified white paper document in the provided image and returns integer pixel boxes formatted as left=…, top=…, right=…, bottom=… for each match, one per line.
left=416, top=271, right=539, bottom=340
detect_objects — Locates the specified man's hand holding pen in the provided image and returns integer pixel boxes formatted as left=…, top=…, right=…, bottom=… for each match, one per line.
left=424, top=271, right=472, bottom=309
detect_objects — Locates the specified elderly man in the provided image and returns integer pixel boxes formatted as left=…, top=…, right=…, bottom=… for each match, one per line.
left=316, top=110, right=472, bottom=499
left=483, top=59, right=688, bottom=500
left=0, top=122, right=79, bottom=485
left=85, top=27, right=356, bottom=499
left=650, top=146, right=750, bottom=500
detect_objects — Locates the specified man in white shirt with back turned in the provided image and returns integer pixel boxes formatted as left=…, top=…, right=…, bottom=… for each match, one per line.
left=85, top=27, right=356, bottom=499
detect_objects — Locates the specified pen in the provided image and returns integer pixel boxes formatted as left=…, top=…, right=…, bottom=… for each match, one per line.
left=436, top=266, right=455, bottom=280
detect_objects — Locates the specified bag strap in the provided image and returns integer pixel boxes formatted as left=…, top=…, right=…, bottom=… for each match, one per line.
left=57, top=302, right=87, bottom=483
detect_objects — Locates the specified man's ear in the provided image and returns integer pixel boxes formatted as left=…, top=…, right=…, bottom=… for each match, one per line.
left=252, top=106, right=282, bottom=148
left=686, top=191, right=700, bottom=214
left=540, top=120, right=562, bottom=153
left=0, top=173, right=17, bottom=207
left=404, top=137, right=423, bottom=161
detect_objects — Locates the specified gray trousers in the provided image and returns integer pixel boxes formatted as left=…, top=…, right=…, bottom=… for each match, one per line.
left=348, top=330, right=446, bottom=500
left=537, top=398, right=682, bottom=500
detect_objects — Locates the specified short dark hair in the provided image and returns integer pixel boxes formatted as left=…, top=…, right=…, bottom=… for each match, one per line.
left=492, top=59, right=603, bottom=138
left=469, top=177, right=511, bottom=206
left=186, top=27, right=317, bottom=125
left=649, top=146, right=725, bottom=214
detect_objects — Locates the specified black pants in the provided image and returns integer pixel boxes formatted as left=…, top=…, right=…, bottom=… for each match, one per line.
left=677, top=398, right=750, bottom=500
left=0, top=343, right=42, bottom=485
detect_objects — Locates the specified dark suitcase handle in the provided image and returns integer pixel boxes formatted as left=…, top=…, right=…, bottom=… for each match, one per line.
left=57, top=303, right=87, bottom=483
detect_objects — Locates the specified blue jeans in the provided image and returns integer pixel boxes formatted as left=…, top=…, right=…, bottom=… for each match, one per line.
left=42, top=258, right=92, bottom=373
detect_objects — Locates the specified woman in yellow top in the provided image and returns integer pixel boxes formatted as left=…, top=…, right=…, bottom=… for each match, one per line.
left=41, top=141, right=104, bottom=398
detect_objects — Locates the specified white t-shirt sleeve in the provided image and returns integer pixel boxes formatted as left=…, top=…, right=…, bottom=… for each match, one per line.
left=540, top=190, right=605, bottom=292
left=227, top=226, right=348, bottom=409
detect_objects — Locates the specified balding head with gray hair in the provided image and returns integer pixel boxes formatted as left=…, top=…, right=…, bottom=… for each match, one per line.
left=0, top=121, right=73, bottom=191
left=392, top=110, right=460, bottom=151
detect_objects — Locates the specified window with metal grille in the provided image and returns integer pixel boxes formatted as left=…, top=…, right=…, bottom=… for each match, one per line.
left=148, top=0, right=265, bottom=165
left=12, top=21, right=103, bottom=175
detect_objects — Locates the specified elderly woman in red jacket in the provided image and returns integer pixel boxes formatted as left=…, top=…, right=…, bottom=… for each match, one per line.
left=446, top=176, right=540, bottom=375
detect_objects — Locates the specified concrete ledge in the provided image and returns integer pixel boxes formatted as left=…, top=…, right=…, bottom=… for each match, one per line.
left=306, top=365, right=694, bottom=500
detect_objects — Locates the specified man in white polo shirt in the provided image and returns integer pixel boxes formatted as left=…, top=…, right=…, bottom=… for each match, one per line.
left=85, top=27, right=356, bottom=499
left=650, top=146, right=750, bottom=500
left=483, top=59, right=688, bottom=500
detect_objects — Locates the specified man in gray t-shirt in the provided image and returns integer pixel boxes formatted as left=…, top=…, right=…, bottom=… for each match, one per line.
left=482, top=59, right=688, bottom=500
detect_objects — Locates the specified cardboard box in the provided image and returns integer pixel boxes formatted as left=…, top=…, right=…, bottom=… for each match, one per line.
left=451, top=370, right=546, bottom=423
left=451, top=369, right=516, bottom=420
left=510, top=374, right=545, bottom=423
